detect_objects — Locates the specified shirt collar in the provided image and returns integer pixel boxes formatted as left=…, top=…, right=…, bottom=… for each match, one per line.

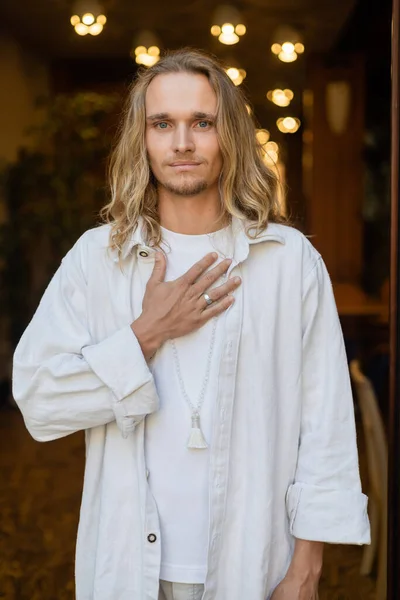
left=120, top=215, right=286, bottom=260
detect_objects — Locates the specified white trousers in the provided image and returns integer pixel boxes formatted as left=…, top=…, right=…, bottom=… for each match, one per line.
left=158, top=580, right=204, bottom=600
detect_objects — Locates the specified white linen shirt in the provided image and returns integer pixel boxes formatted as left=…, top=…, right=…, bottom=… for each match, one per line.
left=12, top=216, right=371, bottom=600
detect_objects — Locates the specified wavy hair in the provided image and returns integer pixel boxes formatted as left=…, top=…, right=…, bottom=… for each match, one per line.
left=101, top=48, right=286, bottom=254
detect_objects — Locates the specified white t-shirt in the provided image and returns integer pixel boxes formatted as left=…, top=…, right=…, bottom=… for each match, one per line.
left=145, top=223, right=234, bottom=584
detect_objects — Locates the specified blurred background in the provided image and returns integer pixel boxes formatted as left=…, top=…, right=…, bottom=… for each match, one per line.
left=0, top=0, right=392, bottom=598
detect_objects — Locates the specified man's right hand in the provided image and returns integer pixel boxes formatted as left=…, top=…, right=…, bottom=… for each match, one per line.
left=131, top=250, right=242, bottom=360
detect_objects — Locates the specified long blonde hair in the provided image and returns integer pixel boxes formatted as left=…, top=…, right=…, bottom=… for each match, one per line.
left=102, top=48, right=285, bottom=253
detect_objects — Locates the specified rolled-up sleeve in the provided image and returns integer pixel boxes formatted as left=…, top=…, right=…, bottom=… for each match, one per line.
left=12, top=238, right=159, bottom=442
left=286, top=255, right=371, bottom=545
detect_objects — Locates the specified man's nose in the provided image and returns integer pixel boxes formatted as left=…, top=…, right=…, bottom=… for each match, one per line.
left=172, top=124, right=195, bottom=154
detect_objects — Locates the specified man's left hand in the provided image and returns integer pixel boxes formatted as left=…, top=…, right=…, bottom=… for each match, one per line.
left=270, top=539, right=323, bottom=600
left=270, top=574, right=319, bottom=599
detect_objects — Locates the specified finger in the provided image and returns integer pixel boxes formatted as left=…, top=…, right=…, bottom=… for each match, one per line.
left=197, top=276, right=241, bottom=308
left=179, top=253, right=219, bottom=286
left=191, top=258, right=232, bottom=295
left=199, top=294, right=235, bottom=323
left=148, top=250, right=166, bottom=284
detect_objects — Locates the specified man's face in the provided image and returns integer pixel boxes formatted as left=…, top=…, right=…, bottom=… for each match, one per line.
left=145, top=72, right=223, bottom=197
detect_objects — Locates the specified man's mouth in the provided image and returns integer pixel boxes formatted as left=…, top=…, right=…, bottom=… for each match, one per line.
left=169, top=162, right=201, bottom=171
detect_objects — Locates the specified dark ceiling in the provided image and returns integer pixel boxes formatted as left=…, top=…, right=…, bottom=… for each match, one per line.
left=1, top=0, right=358, bottom=103
left=0, top=0, right=358, bottom=59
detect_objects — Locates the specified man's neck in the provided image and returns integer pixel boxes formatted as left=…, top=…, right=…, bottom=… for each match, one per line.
left=158, top=189, right=229, bottom=235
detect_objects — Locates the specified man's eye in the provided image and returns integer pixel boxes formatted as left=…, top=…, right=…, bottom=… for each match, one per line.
left=155, top=122, right=169, bottom=129
left=197, top=120, right=212, bottom=128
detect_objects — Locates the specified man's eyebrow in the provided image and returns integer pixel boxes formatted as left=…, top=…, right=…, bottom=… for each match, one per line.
left=146, top=112, right=169, bottom=122
left=146, top=111, right=217, bottom=121
left=192, top=111, right=216, bottom=120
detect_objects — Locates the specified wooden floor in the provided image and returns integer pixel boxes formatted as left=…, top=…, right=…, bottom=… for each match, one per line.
left=0, top=408, right=377, bottom=600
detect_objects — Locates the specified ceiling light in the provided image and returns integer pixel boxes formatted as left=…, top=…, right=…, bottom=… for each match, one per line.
left=131, top=30, right=161, bottom=67
left=211, top=5, right=246, bottom=45
left=256, top=129, right=270, bottom=145
left=266, top=141, right=278, bottom=152
left=264, top=149, right=279, bottom=166
left=226, top=66, right=246, bottom=86
left=276, top=116, right=301, bottom=133
left=135, top=47, right=160, bottom=66
left=256, top=134, right=280, bottom=166
left=219, top=24, right=239, bottom=45
left=267, top=89, right=294, bottom=107
left=271, top=26, right=305, bottom=63
left=70, top=1, right=106, bottom=36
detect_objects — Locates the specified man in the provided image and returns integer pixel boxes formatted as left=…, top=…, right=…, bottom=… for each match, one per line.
left=13, top=49, right=370, bottom=600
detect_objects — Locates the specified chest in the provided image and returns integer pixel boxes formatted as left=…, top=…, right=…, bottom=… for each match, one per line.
left=85, top=244, right=302, bottom=349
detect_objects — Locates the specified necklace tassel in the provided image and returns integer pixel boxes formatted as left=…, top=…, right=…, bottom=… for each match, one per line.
left=187, top=413, right=208, bottom=449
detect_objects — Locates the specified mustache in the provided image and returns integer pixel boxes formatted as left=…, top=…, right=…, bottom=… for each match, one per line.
left=162, top=155, right=207, bottom=166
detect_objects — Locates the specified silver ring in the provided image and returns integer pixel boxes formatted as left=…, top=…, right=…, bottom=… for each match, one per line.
left=203, top=293, right=213, bottom=306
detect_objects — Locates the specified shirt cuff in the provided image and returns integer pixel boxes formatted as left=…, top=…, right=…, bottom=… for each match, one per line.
left=82, top=325, right=159, bottom=437
left=286, top=482, right=371, bottom=545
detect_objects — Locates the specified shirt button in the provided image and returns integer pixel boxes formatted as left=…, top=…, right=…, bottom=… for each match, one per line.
left=139, top=250, right=149, bottom=257
left=147, top=533, right=157, bottom=543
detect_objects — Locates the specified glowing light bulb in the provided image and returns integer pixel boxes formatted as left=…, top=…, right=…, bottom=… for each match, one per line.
left=277, top=117, right=300, bottom=133
left=278, top=51, right=297, bottom=63
left=266, top=141, right=279, bottom=152
left=275, top=91, right=288, bottom=106
left=282, top=42, right=295, bottom=54
left=264, top=150, right=278, bottom=165
left=283, top=117, right=296, bottom=130
left=235, top=24, right=246, bottom=36
left=82, top=12, right=95, bottom=25
left=219, top=32, right=239, bottom=45
left=267, top=89, right=294, bottom=107
left=148, top=46, right=160, bottom=56
left=256, top=129, right=270, bottom=145
left=221, top=23, right=235, bottom=34
left=97, top=14, right=107, bottom=25
left=70, top=15, right=80, bottom=26
left=226, top=67, right=246, bottom=85
left=135, top=47, right=160, bottom=67
left=227, top=67, right=239, bottom=79
left=89, top=22, right=103, bottom=35
left=75, top=23, right=89, bottom=35
left=211, top=25, right=221, bottom=36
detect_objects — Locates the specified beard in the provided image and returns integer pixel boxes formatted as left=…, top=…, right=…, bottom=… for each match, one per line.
left=160, top=177, right=208, bottom=197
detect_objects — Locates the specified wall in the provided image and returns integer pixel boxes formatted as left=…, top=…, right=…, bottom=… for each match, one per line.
left=0, top=33, right=49, bottom=164
left=304, top=54, right=365, bottom=283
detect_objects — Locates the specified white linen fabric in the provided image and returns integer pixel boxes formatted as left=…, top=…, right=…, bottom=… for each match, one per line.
left=12, top=216, right=371, bottom=600
left=146, top=225, right=233, bottom=583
